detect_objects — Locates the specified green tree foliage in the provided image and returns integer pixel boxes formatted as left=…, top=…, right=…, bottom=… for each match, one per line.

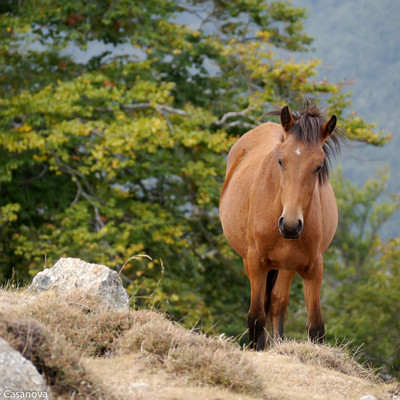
left=0, top=0, right=397, bottom=371
left=326, top=169, right=400, bottom=375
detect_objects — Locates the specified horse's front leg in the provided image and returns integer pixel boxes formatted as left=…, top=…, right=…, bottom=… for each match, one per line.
left=245, top=252, right=268, bottom=350
left=270, top=270, right=296, bottom=341
left=301, top=254, right=325, bottom=343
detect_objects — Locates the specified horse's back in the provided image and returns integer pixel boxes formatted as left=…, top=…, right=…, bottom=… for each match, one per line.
left=225, top=122, right=283, bottom=173
left=220, top=122, right=283, bottom=257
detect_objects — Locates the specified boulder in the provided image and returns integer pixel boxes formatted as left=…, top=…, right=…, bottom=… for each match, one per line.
left=0, top=337, right=49, bottom=397
left=28, top=258, right=129, bottom=312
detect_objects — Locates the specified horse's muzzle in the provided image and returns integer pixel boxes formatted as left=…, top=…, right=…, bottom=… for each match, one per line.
left=278, top=217, right=303, bottom=239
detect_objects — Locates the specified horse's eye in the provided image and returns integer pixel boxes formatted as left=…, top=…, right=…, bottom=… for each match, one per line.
left=278, top=159, right=283, bottom=168
left=315, top=165, right=323, bottom=173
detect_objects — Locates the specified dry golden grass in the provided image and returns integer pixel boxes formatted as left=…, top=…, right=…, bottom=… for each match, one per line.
left=115, top=310, right=264, bottom=395
left=0, top=287, right=398, bottom=400
left=84, top=353, right=259, bottom=400
left=268, top=339, right=379, bottom=381
left=0, top=289, right=263, bottom=397
left=19, top=291, right=263, bottom=395
left=25, top=291, right=133, bottom=356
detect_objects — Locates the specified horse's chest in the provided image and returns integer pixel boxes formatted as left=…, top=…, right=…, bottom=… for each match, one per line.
left=270, top=245, right=311, bottom=270
left=257, top=236, right=319, bottom=270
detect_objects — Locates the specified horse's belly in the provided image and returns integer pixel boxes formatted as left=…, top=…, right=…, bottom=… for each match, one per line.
left=220, top=161, right=260, bottom=258
left=220, top=193, right=249, bottom=258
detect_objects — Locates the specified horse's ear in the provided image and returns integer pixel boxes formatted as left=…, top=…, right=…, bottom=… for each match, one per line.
left=281, top=106, right=294, bottom=139
left=321, top=115, right=337, bottom=141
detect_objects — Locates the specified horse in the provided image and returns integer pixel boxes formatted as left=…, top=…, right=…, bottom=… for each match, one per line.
left=219, top=102, right=344, bottom=350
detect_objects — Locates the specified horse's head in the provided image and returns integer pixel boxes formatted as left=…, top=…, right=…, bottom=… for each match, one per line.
left=276, top=105, right=337, bottom=239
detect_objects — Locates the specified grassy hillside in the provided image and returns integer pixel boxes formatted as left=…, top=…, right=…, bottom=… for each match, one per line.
left=0, top=288, right=398, bottom=400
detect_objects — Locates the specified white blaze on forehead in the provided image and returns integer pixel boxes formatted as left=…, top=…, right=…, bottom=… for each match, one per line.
left=295, top=147, right=301, bottom=155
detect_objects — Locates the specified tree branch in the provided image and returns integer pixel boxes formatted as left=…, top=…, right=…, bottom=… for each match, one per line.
left=53, top=156, right=105, bottom=231
left=223, top=120, right=257, bottom=130
left=26, top=164, right=48, bottom=182
left=212, top=106, right=257, bottom=130
left=94, top=103, right=189, bottom=117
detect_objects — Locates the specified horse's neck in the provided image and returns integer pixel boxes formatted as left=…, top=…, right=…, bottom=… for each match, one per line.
left=253, top=152, right=283, bottom=212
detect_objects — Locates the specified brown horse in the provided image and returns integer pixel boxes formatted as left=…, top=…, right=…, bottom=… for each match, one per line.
left=219, top=102, right=343, bottom=350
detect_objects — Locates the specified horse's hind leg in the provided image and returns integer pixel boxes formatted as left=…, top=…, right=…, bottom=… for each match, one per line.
left=270, top=270, right=296, bottom=341
left=245, top=253, right=268, bottom=350
left=301, top=255, right=325, bottom=343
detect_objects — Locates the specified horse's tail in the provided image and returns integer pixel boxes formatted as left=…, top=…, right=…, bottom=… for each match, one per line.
left=265, top=269, right=278, bottom=318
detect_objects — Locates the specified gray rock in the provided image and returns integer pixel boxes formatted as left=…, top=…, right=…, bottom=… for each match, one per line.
left=0, top=337, right=49, bottom=397
left=28, top=258, right=129, bottom=312
left=359, top=396, right=379, bottom=400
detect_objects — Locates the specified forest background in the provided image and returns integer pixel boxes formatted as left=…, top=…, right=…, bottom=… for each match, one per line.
left=0, top=0, right=399, bottom=378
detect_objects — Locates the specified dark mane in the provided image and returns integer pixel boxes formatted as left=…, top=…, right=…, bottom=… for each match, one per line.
left=266, top=100, right=346, bottom=185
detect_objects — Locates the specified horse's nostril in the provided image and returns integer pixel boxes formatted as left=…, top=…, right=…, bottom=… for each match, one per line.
left=298, top=219, right=303, bottom=231
left=278, top=217, right=284, bottom=227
